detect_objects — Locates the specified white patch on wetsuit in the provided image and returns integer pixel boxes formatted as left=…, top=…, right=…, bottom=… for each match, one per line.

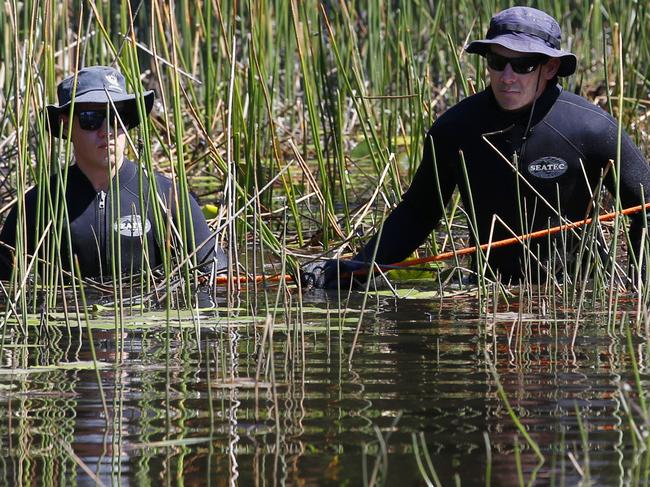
left=114, top=215, right=151, bottom=237
left=527, top=156, right=568, bottom=179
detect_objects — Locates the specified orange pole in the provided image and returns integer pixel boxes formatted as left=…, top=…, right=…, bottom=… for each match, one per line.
left=214, top=273, right=292, bottom=284
left=212, top=202, right=650, bottom=284
left=389, top=202, right=650, bottom=269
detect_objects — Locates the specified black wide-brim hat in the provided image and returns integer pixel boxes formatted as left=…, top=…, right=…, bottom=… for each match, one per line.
left=465, top=6, right=577, bottom=77
left=46, top=66, right=155, bottom=137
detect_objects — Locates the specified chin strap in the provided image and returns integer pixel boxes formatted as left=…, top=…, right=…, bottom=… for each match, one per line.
left=519, top=69, right=544, bottom=158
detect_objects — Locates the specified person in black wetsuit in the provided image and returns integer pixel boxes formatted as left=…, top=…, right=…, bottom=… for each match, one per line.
left=302, top=6, right=650, bottom=289
left=0, top=65, right=227, bottom=281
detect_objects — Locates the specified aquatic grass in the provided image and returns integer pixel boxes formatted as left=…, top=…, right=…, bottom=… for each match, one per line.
left=319, top=5, right=401, bottom=217
left=1, top=1, right=650, bottom=483
left=483, top=432, right=492, bottom=487
left=348, top=216, right=386, bottom=364
left=430, top=137, right=465, bottom=287
left=412, top=432, right=443, bottom=487
left=485, top=350, right=544, bottom=463
left=574, top=402, right=592, bottom=484
left=73, top=256, right=109, bottom=422
left=458, top=150, right=493, bottom=309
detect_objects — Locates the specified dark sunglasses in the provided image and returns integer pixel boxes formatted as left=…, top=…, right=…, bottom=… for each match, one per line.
left=485, top=52, right=547, bottom=74
left=76, top=109, right=128, bottom=131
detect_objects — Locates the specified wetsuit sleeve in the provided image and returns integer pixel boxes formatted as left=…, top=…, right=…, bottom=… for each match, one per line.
left=616, top=133, right=650, bottom=276
left=585, top=117, right=650, bottom=274
left=0, top=189, right=39, bottom=281
left=354, top=130, right=457, bottom=264
left=0, top=205, right=18, bottom=280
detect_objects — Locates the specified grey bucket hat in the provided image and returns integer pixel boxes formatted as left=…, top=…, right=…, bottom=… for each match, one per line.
left=465, top=6, right=577, bottom=77
left=46, top=66, right=155, bottom=137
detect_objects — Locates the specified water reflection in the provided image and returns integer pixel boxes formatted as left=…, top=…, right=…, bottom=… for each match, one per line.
left=0, top=289, right=648, bottom=485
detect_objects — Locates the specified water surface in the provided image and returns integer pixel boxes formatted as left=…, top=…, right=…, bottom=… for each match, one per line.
left=0, top=284, right=647, bottom=486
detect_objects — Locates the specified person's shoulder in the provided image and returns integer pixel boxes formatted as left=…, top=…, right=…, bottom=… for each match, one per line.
left=544, top=88, right=626, bottom=152
left=428, top=90, right=490, bottom=134
left=441, top=90, right=490, bottom=119
left=122, top=160, right=174, bottom=189
left=1, top=181, right=42, bottom=230
left=552, top=89, right=616, bottom=126
left=152, top=168, right=174, bottom=188
left=147, top=166, right=176, bottom=197
left=554, top=89, right=600, bottom=110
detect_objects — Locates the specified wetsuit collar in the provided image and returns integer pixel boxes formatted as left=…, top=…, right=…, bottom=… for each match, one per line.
left=117, top=158, right=139, bottom=186
left=69, top=158, right=138, bottom=193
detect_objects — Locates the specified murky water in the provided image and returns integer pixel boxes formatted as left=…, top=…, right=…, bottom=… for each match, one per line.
left=0, top=284, right=648, bottom=486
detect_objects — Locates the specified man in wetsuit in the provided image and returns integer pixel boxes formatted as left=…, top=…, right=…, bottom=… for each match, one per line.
left=0, top=65, right=226, bottom=281
left=303, top=6, right=650, bottom=288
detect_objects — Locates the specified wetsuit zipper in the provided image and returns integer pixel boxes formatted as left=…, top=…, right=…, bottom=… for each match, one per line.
left=97, top=191, right=107, bottom=272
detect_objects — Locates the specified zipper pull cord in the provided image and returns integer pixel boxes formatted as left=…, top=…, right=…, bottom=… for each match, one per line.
left=98, top=191, right=106, bottom=209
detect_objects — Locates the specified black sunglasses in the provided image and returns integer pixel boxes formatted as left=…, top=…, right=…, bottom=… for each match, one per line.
left=485, top=52, right=547, bottom=74
left=76, top=109, right=128, bottom=131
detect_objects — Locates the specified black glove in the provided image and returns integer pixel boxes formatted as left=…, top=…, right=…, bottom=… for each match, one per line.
left=300, top=259, right=367, bottom=289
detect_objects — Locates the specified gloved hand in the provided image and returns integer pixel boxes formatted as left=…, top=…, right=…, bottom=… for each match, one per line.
left=300, top=259, right=368, bottom=289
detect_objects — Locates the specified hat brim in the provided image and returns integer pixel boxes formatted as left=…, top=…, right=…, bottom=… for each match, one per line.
left=46, top=89, right=155, bottom=137
left=466, top=33, right=576, bottom=77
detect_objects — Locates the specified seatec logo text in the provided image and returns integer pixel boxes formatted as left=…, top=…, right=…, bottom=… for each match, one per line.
left=527, top=156, right=568, bottom=179
left=114, top=214, right=151, bottom=237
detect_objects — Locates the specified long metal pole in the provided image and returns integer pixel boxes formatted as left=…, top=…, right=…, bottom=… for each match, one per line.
left=215, top=202, right=650, bottom=284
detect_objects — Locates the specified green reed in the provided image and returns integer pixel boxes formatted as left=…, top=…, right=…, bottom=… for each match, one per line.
left=0, top=8, right=649, bottom=485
